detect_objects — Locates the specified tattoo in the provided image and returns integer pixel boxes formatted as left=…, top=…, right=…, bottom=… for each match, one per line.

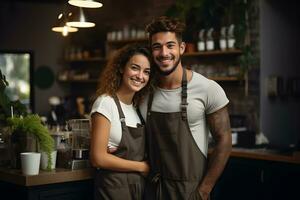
left=199, top=106, right=232, bottom=195
left=207, top=106, right=231, bottom=139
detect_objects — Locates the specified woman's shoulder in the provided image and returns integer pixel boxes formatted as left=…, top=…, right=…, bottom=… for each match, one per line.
left=92, top=94, right=115, bottom=110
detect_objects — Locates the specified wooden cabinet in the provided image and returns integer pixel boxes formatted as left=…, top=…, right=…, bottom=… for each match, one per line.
left=211, top=157, right=300, bottom=200
left=0, top=179, right=93, bottom=200
left=182, top=49, right=244, bottom=83
left=57, top=55, right=106, bottom=99
left=58, top=39, right=147, bottom=98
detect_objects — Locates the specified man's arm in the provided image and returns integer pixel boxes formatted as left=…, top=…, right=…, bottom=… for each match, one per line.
left=198, top=106, right=232, bottom=200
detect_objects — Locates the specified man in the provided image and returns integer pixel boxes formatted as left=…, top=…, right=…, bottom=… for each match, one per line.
left=139, top=16, right=232, bottom=200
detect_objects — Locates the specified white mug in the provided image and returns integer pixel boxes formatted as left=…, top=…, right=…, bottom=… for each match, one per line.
left=20, top=152, right=41, bottom=176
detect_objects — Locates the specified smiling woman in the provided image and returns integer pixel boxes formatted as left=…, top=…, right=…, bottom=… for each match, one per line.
left=90, top=43, right=152, bottom=200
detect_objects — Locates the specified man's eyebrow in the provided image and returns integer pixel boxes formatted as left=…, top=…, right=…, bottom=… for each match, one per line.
left=151, top=41, right=176, bottom=47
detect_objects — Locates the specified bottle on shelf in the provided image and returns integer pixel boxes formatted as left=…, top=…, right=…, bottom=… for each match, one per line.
left=219, top=26, right=227, bottom=51
left=227, top=24, right=236, bottom=49
left=206, top=28, right=215, bottom=51
left=197, top=29, right=206, bottom=52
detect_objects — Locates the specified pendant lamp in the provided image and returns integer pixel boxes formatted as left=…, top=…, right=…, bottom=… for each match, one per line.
left=68, top=0, right=103, bottom=8
left=52, top=13, right=78, bottom=36
left=66, top=7, right=95, bottom=28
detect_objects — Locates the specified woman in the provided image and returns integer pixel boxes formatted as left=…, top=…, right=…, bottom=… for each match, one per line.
left=90, top=43, right=152, bottom=200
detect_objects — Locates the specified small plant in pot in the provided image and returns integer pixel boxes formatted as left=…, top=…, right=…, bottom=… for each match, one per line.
left=8, top=114, right=55, bottom=170
left=1, top=69, right=55, bottom=170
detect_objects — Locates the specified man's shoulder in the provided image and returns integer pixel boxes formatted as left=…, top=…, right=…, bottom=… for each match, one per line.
left=189, top=71, right=213, bottom=90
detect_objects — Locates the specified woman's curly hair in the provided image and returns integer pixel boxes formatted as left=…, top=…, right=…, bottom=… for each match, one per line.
left=95, top=43, right=153, bottom=106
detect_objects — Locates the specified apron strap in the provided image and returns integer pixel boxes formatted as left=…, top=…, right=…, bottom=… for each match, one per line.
left=136, top=107, right=145, bottom=125
left=147, top=87, right=154, bottom=117
left=181, top=68, right=188, bottom=120
left=112, top=94, right=127, bottom=128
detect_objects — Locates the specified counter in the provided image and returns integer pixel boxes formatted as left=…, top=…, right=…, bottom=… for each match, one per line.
left=212, top=148, right=300, bottom=200
left=229, top=147, right=300, bottom=164
left=1, top=147, right=299, bottom=187
left=0, top=167, right=94, bottom=186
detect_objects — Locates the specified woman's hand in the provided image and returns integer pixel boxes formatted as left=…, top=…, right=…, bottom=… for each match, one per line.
left=107, top=146, right=118, bottom=153
left=139, top=161, right=150, bottom=177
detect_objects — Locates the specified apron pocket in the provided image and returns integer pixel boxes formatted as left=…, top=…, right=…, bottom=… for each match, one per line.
left=96, top=186, right=132, bottom=200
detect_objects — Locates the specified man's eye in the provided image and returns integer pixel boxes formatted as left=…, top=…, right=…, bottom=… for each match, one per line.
left=167, top=44, right=175, bottom=49
left=152, top=46, right=161, bottom=50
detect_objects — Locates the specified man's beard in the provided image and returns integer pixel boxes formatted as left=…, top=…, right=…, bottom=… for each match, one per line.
left=155, top=57, right=181, bottom=76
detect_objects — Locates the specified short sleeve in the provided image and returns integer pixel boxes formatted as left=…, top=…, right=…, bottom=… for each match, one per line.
left=90, top=95, right=114, bottom=122
left=206, top=80, right=229, bottom=114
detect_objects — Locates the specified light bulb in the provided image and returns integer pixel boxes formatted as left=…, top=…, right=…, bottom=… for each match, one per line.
left=62, top=26, right=69, bottom=36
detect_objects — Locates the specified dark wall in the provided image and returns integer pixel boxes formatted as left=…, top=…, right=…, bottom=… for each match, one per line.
left=260, top=0, right=300, bottom=148
left=0, top=1, right=173, bottom=116
left=0, top=2, right=68, bottom=115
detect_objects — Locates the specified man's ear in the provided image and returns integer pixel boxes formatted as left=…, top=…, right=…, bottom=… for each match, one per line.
left=179, top=42, right=186, bottom=55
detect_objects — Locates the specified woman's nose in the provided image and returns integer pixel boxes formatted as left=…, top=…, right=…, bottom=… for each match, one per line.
left=136, top=71, right=143, bottom=79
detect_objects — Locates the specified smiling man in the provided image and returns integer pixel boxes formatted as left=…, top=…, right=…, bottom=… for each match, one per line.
left=140, top=16, right=232, bottom=200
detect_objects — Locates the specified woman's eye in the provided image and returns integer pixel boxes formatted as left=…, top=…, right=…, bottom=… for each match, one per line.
left=144, top=70, right=150, bottom=75
left=131, top=66, right=138, bottom=70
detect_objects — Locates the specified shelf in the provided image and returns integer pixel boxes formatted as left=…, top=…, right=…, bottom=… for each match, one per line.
left=58, top=79, right=98, bottom=83
left=106, top=38, right=148, bottom=45
left=66, top=57, right=106, bottom=62
left=183, top=49, right=242, bottom=57
left=208, top=77, right=243, bottom=81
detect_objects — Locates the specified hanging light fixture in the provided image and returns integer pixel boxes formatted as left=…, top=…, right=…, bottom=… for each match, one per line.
left=68, top=0, right=103, bottom=8
left=52, top=13, right=78, bottom=37
left=66, top=7, right=95, bottom=28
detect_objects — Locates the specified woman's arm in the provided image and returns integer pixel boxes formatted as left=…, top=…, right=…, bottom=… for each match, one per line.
left=90, top=113, right=149, bottom=174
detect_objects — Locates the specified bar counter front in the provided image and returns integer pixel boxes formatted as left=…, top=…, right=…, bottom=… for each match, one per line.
left=0, top=148, right=299, bottom=200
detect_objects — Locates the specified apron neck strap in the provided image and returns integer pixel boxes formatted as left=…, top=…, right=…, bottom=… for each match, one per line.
left=147, top=87, right=154, bottom=116
left=112, top=94, right=126, bottom=127
left=181, top=68, right=188, bottom=120
left=147, top=68, right=188, bottom=120
left=136, top=107, right=145, bottom=125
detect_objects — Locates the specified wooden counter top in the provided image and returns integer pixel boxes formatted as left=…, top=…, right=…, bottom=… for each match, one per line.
left=0, top=167, right=94, bottom=186
left=209, top=147, right=300, bottom=164
left=1, top=148, right=299, bottom=187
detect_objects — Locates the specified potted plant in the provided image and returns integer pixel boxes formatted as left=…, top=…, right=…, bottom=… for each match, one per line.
left=1, top=69, right=54, bottom=170
left=8, top=114, right=55, bottom=170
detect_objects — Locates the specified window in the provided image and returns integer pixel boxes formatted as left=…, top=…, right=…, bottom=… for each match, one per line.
left=0, top=51, right=34, bottom=112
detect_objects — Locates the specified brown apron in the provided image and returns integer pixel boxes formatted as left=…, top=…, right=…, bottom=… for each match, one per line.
left=145, top=69, right=207, bottom=200
left=94, top=95, right=146, bottom=200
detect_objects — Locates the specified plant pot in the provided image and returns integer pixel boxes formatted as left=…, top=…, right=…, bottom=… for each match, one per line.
left=185, top=43, right=196, bottom=53
left=41, top=150, right=57, bottom=170
left=9, top=132, right=38, bottom=169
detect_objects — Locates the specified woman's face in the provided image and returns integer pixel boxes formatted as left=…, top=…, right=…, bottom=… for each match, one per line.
left=120, top=54, right=151, bottom=93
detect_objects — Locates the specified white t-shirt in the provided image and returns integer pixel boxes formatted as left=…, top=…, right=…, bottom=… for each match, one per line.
left=139, top=71, right=229, bottom=157
left=90, top=95, right=141, bottom=148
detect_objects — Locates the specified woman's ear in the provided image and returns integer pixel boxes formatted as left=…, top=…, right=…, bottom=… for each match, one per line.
left=179, top=42, right=186, bottom=55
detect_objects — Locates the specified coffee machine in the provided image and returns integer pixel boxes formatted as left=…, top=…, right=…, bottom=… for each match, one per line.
left=67, top=119, right=90, bottom=169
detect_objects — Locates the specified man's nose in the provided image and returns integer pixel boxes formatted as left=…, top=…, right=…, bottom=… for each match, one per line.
left=161, top=46, right=169, bottom=56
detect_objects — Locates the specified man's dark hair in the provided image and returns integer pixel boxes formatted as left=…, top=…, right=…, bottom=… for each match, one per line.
left=145, top=16, right=186, bottom=43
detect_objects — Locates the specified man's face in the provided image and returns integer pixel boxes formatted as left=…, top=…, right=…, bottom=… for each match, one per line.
left=150, top=32, right=185, bottom=76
